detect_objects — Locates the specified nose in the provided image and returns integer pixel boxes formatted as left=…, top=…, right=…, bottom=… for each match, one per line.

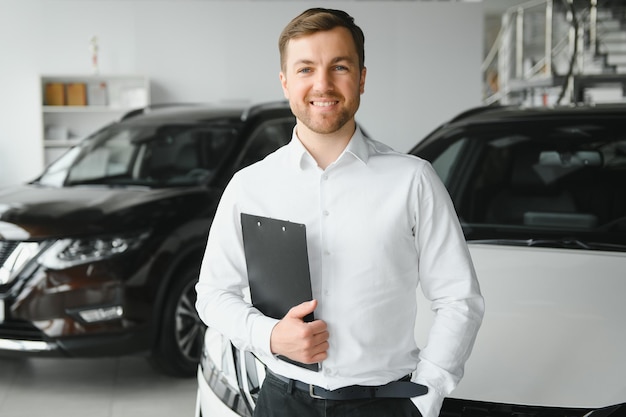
left=313, top=70, right=334, bottom=93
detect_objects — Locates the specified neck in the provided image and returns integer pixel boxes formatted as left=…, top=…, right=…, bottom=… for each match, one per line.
left=297, top=121, right=356, bottom=170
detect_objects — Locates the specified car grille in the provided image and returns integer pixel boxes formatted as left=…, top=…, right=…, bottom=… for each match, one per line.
left=0, top=241, right=19, bottom=266
left=1, top=241, right=41, bottom=286
left=0, top=318, right=45, bottom=341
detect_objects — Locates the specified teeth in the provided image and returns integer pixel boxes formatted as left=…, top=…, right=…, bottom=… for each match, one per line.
left=312, top=101, right=335, bottom=107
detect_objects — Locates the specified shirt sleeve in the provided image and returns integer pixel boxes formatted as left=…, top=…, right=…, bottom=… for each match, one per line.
left=411, top=162, right=485, bottom=417
left=195, top=173, right=278, bottom=358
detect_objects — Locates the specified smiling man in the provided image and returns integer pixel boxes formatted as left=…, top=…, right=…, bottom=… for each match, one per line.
left=196, top=8, right=484, bottom=417
left=278, top=23, right=365, bottom=166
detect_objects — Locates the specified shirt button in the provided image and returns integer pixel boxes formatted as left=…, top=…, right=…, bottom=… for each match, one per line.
left=322, top=210, right=329, bottom=216
left=324, top=250, right=330, bottom=256
left=322, top=174, right=329, bottom=180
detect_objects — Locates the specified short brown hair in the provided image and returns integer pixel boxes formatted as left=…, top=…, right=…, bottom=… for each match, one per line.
left=278, top=8, right=365, bottom=71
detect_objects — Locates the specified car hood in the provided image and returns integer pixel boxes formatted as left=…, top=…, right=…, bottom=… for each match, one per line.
left=0, top=184, right=213, bottom=240
left=415, top=243, right=626, bottom=409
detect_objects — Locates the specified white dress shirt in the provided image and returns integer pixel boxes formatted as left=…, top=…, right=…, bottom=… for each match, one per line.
left=196, top=127, right=484, bottom=417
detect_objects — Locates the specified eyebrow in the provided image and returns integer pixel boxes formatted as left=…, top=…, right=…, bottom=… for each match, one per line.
left=292, top=56, right=355, bottom=67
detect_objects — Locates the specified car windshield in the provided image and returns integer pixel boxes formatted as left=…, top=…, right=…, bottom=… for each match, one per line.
left=36, top=123, right=237, bottom=188
left=423, top=119, right=626, bottom=248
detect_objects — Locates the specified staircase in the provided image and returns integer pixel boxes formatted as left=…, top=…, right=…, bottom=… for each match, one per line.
left=484, top=0, right=626, bottom=106
left=597, top=8, right=626, bottom=73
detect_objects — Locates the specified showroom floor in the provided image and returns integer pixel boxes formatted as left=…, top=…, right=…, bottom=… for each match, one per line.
left=0, top=355, right=197, bottom=417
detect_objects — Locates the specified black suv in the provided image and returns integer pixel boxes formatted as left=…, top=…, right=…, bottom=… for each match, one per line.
left=0, top=101, right=296, bottom=377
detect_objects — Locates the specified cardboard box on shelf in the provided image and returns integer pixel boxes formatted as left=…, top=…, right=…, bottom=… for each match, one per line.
left=66, top=83, right=87, bottom=106
left=45, top=83, right=65, bottom=106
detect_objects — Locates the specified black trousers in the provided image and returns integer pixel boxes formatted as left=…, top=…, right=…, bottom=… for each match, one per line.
left=253, top=372, right=422, bottom=417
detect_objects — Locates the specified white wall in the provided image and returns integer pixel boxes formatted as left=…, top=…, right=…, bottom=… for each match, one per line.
left=0, top=0, right=483, bottom=187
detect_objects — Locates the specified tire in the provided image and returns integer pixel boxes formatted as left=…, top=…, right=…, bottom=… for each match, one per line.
left=149, top=265, right=206, bottom=377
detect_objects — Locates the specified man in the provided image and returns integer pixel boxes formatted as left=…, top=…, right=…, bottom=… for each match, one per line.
left=195, top=8, right=484, bottom=417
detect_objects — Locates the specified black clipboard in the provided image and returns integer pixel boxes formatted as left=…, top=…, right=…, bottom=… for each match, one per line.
left=241, top=213, right=319, bottom=372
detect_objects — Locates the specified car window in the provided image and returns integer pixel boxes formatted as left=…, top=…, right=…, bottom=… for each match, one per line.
left=37, top=146, right=82, bottom=187
left=38, top=127, right=146, bottom=187
left=426, top=122, right=626, bottom=246
left=431, top=138, right=466, bottom=184
left=139, top=126, right=235, bottom=185
left=39, top=124, right=237, bottom=188
left=68, top=129, right=137, bottom=183
left=235, top=118, right=295, bottom=170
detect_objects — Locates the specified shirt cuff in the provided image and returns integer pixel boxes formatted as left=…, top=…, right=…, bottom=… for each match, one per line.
left=250, top=314, right=280, bottom=357
left=411, top=384, right=444, bottom=417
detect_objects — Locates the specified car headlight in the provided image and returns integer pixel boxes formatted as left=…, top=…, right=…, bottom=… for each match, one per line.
left=37, top=231, right=149, bottom=270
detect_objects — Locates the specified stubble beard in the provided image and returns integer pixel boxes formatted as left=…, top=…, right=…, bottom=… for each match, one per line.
left=294, top=97, right=359, bottom=135
left=300, top=109, right=350, bottom=134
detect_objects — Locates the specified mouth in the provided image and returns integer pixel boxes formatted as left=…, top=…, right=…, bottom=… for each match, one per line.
left=310, top=99, right=339, bottom=107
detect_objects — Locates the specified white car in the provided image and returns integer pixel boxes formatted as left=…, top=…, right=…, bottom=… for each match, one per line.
left=195, top=104, right=626, bottom=417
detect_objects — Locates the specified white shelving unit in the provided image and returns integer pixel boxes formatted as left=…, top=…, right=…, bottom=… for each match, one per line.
left=40, top=74, right=150, bottom=165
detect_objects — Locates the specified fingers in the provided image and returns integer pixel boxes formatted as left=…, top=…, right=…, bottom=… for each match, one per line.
left=306, top=329, right=330, bottom=363
left=286, top=299, right=317, bottom=320
left=269, top=299, right=330, bottom=364
left=290, top=325, right=329, bottom=364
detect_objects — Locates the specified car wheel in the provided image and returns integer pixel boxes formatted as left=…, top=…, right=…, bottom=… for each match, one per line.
left=150, top=265, right=206, bottom=377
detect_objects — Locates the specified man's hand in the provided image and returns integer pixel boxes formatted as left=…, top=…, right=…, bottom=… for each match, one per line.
left=270, top=300, right=329, bottom=364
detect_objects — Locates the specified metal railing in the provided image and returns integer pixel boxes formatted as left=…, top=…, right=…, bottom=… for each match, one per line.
left=483, top=0, right=606, bottom=105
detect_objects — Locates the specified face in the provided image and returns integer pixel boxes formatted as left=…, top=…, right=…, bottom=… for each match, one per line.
left=279, top=27, right=366, bottom=137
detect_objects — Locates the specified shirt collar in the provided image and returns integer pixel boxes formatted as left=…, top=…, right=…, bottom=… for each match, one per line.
left=344, top=127, right=370, bottom=165
left=287, top=125, right=370, bottom=171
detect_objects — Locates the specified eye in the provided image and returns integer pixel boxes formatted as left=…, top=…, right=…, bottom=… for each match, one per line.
left=297, top=67, right=312, bottom=74
left=334, top=65, right=348, bottom=72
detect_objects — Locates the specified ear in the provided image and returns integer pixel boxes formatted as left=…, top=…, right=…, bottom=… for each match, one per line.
left=359, top=67, right=367, bottom=95
left=279, top=72, right=289, bottom=99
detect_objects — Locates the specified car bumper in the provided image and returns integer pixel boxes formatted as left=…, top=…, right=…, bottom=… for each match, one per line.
left=0, top=327, right=151, bottom=358
left=196, top=339, right=254, bottom=417
left=0, top=338, right=57, bottom=353
left=196, top=366, right=242, bottom=417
